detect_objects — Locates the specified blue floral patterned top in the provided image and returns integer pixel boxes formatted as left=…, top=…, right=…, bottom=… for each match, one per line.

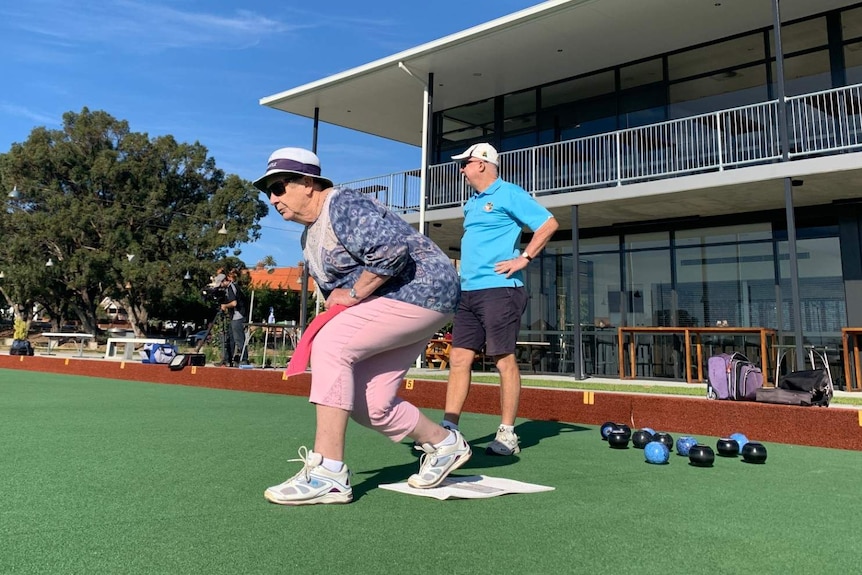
left=302, top=188, right=460, bottom=313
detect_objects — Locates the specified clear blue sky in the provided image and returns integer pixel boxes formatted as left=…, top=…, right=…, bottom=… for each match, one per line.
left=0, top=0, right=538, bottom=269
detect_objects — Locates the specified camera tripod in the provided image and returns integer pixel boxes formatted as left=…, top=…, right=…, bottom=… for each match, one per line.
left=195, top=308, right=250, bottom=366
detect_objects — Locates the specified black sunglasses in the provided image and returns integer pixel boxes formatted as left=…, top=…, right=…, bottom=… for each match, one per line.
left=267, top=179, right=292, bottom=197
left=460, top=159, right=483, bottom=168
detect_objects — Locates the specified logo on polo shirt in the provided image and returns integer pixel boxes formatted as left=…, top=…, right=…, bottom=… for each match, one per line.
left=484, top=202, right=493, bottom=212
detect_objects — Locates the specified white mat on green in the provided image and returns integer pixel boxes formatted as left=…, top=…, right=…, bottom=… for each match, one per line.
left=379, top=475, right=554, bottom=500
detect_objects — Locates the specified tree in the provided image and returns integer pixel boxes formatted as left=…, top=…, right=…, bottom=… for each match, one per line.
left=0, top=108, right=268, bottom=336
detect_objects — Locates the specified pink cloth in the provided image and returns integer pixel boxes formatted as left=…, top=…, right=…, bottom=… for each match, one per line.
left=285, top=304, right=348, bottom=376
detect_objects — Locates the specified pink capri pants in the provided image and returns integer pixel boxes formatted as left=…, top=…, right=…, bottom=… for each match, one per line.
left=309, top=296, right=452, bottom=442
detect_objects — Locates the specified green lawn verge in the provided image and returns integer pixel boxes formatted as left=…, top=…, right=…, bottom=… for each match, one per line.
left=408, top=372, right=862, bottom=405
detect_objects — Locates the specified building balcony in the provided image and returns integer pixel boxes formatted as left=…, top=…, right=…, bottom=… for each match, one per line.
left=339, top=83, right=862, bottom=215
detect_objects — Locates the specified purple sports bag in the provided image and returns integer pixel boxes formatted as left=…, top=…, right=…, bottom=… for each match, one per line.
left=707, top=352, right=763, bottom=400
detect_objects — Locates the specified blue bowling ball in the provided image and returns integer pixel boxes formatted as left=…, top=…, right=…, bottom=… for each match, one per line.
left=676, top=436, right=698, bottom=456
left=730, top=432, right=749, bottom=454
left=600, top=421, right=617, bottom=440
left=644, top=441, right=670, bottom=465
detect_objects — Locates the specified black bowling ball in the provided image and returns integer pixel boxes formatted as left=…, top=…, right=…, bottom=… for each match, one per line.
left=600, top=421, right=617, bottom=440
left=716, top=438, right=739, bottom=457
left=612, top=423, right=632, bottom=438
left=741, top=442, right=768, bottom=464
left=631, top=430, right=654, bottom=449
left=607, top=430, right=630, bottom=449
left=688, top=444, right=715, bottom=467
left=653, top=432, right=674, bottom=452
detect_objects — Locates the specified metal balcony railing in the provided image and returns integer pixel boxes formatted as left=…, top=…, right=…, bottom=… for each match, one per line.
left=338, top=83, right=862, bottom=215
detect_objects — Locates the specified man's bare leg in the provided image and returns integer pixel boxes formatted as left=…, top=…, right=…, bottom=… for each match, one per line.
left=443, top=346, right=476, bottom=426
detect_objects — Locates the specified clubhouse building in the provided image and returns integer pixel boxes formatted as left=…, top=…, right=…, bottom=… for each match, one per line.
left=260, top=0, right=862, bottom=385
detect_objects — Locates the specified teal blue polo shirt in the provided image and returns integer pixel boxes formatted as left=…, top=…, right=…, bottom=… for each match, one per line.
left=460, top=178, right=553, bottom=291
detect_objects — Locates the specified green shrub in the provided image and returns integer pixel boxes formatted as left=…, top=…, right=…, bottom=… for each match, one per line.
left=13, top=318, right=28, bottom=340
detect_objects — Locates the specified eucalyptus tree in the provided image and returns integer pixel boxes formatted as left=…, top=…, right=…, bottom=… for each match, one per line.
left=0, top=108, right=268, bottom=336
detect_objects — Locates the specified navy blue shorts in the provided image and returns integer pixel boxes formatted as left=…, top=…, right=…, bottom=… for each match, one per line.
left=452, top=287, right=528, bottom=356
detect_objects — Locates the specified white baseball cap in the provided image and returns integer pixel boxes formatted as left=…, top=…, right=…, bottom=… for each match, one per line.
left=451, top=143, right=499, bottom=166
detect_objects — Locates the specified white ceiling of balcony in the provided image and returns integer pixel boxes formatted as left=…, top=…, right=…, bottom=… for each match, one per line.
left=261, top=0, right=858, bottom=146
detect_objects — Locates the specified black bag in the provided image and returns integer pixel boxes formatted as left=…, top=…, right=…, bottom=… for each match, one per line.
left=778, top=369, right=833, bottom=407
left=9, top=339, right=34, bottom=356
left=755, top=386, right=825, bottom=406
left=168, top=353, right=206, bottom=371
left=756, top=347, right=834, bottom=407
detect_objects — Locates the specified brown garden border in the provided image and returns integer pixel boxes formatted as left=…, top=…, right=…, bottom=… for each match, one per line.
left=2, top=354, right=860, bottom=451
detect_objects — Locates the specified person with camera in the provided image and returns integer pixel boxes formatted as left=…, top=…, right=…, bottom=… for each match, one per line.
left=208, top=271, right=248, bottom=367
left=254, top=147, right=466, bottom=506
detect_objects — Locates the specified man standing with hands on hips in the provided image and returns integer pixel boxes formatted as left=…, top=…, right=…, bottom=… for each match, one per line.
left=442, top=143, right=558, bottom=456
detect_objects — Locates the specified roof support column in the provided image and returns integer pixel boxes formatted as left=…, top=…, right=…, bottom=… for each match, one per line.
left=571, top=205, right=585, bottom=380
left=772, top=0, right=805, bottom=371
left=299, top=107, right=321, bottom=334
left=398, top=62, right=432, bottom=236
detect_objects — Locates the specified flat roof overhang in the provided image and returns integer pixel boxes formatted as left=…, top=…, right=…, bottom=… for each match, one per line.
left=261, top=0, right=857, bottom=146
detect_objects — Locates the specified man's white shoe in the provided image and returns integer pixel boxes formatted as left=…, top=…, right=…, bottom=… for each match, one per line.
left=264, top=447, right=352, bottom=506
left=485, top=425, right=521, bottom=456
left=408, top=430, right=472, bottom=489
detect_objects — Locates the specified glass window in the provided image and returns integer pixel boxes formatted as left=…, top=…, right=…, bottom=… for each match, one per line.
left=843, top=6, right=862, bottom=43
left=669, top=34, right=765, bottom=81
left=438, top=98, right=495, bottom=144
left=772, top=50, right=832, bottom=96
left=625, top=232, right=670, bottom=250
left=555, top=95, right=618, bottom=140
left=502, top=90, right=537, bottom=151
left=540, top=72, right=617, bottom=143
left=844, top=41, right=862, bottom=85
left=776, top=236, right=845, bottom=337
left=620, top=58, right=663, bottom=90
left=769, top=17, right=828, bottom=55
left=675, top=241, right=776, bottom=329
left=542, top=71, right=615, bottom=108
left=581, top=252, right=622, bottom=326
left=580, top=236, right=620, bottom=254
left=669, top=64, right=768, bottom=119
left=675, top=224, right=772, bottom=246
left=619, top=82, right=667, bottom=129
left=624, top=248, right=672, bottom=327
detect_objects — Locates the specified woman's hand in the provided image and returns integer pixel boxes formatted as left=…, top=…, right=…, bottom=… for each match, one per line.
left=325, top=288, right=362, bottom=308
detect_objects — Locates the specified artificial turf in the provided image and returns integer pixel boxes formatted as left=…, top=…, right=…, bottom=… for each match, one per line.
left=1, top=368, right=859, bottom=574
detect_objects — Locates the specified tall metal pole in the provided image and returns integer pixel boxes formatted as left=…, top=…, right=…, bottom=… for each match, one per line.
left=571, top=205, right=584, bottom=379
left=771, top=0, right=805, bottom=370
left=398, top=62, right=432, bottom=236
left=299, top=107, right=320, bottom=334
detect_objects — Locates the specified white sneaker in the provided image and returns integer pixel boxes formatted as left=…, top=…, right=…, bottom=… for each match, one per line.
left=485, top=425, right=521, bottom=456
left=264, top=447, right=353, bottom=506
left=413, top=420, right=458, bottom=451
left=408, top=430, right=471, bottom=489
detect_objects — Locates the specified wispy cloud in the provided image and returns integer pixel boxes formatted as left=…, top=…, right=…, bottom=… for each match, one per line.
left=3, top=0, right=308, bottom=53
left=0, top=102, right=60, bottom=126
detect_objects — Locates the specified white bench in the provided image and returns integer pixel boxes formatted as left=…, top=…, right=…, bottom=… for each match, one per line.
left=105, top=337, right=167, bottom=360
left=42, top=333, right=95, bottom=357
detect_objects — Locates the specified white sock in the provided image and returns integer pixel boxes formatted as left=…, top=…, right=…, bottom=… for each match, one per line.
left=434, top=430, right=457, bottom=448
left=321, top=457, right=344, bottom=472
left=499, top=424, right=515, bottom=433
left=441, top=420, right=459, bottom=431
